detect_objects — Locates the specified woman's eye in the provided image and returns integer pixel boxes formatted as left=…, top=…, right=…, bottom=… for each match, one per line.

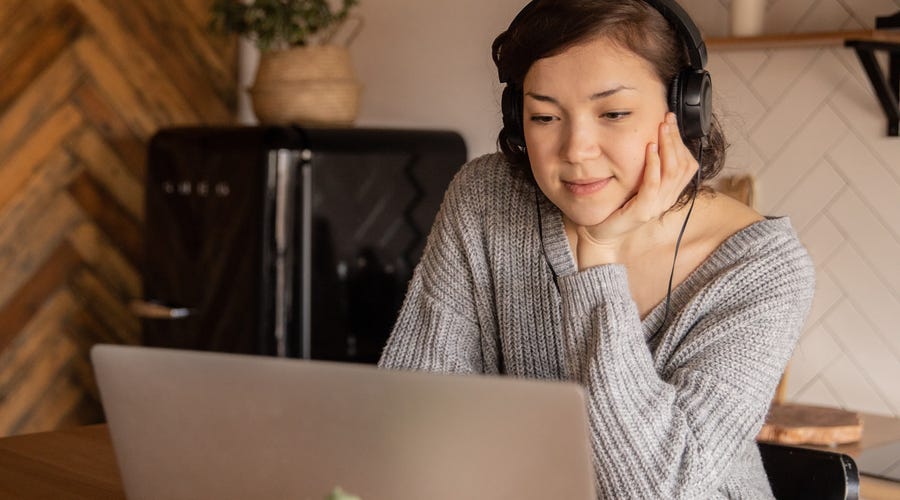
left=529, top=115, right=556, bottom=124
left=603, top=111, right=631, bottom=120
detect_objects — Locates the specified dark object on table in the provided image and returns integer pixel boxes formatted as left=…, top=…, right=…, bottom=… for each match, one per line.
left=759, top=442, right=859, bottom=500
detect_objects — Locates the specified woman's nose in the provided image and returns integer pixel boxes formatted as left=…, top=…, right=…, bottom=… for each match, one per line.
left=561, top=120, right=601, bottom=164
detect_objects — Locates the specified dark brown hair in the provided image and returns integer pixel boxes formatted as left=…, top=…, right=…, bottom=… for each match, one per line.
left=492, top=0, right=726, bottom=207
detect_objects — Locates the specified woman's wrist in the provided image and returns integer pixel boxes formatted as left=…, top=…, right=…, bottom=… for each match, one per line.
left=575, top=226, right=623, bottom=269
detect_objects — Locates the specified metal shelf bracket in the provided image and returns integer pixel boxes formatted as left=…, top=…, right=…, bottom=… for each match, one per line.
left=846, top=12, right=900, bottom=136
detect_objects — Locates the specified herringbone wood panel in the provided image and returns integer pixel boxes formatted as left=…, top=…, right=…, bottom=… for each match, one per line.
left=0, top=0, right=236, bottom=436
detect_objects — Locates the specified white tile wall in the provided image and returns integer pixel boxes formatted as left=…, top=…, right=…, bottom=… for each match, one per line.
left=826, top=299, right=900, bottom=413
left=829, top=190, right=900, bottom=294
left=755, top=104, right=847, bottom=210
left=794, top=0, right=852, bottom=32
left=772, top=160, right=844, bottom=231
left=748, top=49, right=819, bottom=110
left=794, top=378, right=842, bottom=408
left=683, top=0, right=900, bottom=417
left=804, top=268, right=843, bottom=325
left=790, top=323, right=843, bottom=395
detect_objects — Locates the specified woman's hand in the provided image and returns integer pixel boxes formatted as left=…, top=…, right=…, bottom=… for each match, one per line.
left=573, top=112, right=699, bottom=268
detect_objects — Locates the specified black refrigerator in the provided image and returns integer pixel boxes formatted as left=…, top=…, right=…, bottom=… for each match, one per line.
left=133, top=126, right=466, bottom=364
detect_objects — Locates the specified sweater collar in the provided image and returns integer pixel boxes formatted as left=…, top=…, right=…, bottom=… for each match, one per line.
left=536, top=189, right=578, bottom=279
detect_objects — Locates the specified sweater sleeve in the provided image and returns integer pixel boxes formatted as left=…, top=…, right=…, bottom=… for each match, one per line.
left=378, top=161, right=487, bottom=373
left=557, top=235, right=815, bottom=498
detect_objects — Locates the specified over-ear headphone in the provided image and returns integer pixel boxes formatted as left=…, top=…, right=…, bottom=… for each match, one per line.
left=494, top=0, right=712, bottom=146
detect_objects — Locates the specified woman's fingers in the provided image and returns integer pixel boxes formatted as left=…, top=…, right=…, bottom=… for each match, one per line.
left=629, top=115, right=681, bottom=222
left=659, top=113, right=681, bottom=181
left=669, top=115, right=691, bottom=170
left=644, top=141, right=661, bottom=189
left=660, top=113, right=699, bottom=197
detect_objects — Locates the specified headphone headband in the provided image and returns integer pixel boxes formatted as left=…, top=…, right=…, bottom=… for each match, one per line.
left=494, top=0, right=707, bottom=83
left=640, top=0, right=707, bottom=69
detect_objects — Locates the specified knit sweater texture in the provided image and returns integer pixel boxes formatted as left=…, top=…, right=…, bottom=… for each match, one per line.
left=379, top=153, right=816, bottom=499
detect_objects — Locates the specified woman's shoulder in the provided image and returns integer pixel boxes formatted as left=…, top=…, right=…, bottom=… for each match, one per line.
left=693, top=193, right=814, bottom=287
left=453, top=152, right=517, bottom=186
left=694, top=192, right=764, bottom=241
left=444, top=152, right=529, bottom=206
left=684, top=193, right=812, bottom=278
left=710, top=195, right=802, bottom=251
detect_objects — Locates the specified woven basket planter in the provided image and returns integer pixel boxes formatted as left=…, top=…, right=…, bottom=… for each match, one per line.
left=250, top=45, right=361, bottom=126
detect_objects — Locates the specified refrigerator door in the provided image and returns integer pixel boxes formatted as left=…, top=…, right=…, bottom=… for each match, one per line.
left=279, top=128, right=466, bottom=363
left=141, top=127, right=270, bottom=354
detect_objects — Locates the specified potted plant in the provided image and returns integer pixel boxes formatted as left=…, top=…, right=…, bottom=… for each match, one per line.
left=210, top=0, right=363, bottom=126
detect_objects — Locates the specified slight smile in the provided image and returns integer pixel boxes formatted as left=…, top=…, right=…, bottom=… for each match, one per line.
left=562, top=177, right=611, bottom=196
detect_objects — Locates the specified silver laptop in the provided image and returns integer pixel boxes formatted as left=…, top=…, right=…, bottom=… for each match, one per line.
left=92, top=345, right=596, bottom=500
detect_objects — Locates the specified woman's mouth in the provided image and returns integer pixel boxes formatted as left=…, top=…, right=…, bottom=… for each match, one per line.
left=562, top=177, right=611, bottom=196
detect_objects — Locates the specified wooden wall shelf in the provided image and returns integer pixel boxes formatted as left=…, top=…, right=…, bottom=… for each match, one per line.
left=706, top=30, right=900, bottom=51
left=705, top=11, right=900, bottom=137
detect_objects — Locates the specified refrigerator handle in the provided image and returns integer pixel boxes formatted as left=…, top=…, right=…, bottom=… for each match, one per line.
left=130, top=300, right=193, bottom=320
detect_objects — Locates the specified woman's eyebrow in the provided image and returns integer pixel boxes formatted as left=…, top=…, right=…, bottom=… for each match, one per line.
left=590, top=85, right=634, bottom=99
left=524, top=85, right=635, bottom=104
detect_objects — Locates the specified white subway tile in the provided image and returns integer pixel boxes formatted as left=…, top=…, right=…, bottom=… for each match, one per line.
left=827, top=189, right=900, bottom=296
left=790, top=377, right=844, bottom=408
left=828, top=76, right=885, bottom=137
left=724, top=137, right=767, bottom=178
left=827, top=244, right=900, bottom=357
left=800, top=214, right=845, bottom=268
left=749, top=48, right=818, bottom=109
left=805, top=268, right=843, bottom=326
left=825, top=300, right=900, bottom=414
left=794, top=0, right=853, bottom=32
left=833, top=47, right=871, bottom=90
left=827, top=133, right=900, bottom=238
left=773, top=160, right=845, bottom=231
left=859, top=134, right=900, bottom=185
left=765, top=0, right=817, bottom=33
left=711, top=59, right=768, bottom=130
left=844, top=0, right=899, bottom=29
left=755, top=105, right=848, bottom=212
left=820, top=356, right=895, bottom=415
left=786, top=323, right=844, bottom=398
left=828, top=77, right=900, bottom=198
left=839, top=16, right=865, bottom=31
left=750, top=51, right=848, bottom=158
left=720, top=51, right=769, bottom=83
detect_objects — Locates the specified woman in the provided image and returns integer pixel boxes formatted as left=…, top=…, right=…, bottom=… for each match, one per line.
left=380, top=0, right=815, bottom=497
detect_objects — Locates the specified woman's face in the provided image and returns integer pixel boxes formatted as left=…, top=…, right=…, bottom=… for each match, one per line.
left=522, top=37, right=669, bottom=227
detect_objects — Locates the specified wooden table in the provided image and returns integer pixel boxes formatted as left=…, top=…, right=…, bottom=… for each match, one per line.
left=0, top=415, right=898, bottom=499
left=0, top=424, right=123, bottom=499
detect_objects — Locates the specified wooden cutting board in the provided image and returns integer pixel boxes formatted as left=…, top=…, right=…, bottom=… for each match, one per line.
left=757, top=403, right=863, bottom=446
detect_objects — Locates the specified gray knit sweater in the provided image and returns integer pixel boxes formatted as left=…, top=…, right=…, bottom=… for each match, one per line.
left=379, top=153, right=816, bottom=499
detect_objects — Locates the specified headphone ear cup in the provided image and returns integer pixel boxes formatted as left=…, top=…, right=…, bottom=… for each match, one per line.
left=670, top=69, right=712, bottom=140
left=501, top=86, right=526, bottom=148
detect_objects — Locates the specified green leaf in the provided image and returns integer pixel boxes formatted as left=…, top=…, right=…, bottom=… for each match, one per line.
left=324, top=486, right=361, bottom=500
left=209, top=0, right=361, bottom=51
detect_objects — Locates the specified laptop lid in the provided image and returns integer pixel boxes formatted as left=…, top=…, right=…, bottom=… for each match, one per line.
left=91, top=345, right=597, bottom=500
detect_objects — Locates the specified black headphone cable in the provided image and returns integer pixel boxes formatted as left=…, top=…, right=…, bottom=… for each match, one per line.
left=651, top=139, right=704, bottom=342
left=536, top=188, right=562, bottom=294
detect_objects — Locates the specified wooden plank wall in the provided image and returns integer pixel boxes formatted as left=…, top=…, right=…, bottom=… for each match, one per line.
left=0, top=0, right=236, bottom=436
